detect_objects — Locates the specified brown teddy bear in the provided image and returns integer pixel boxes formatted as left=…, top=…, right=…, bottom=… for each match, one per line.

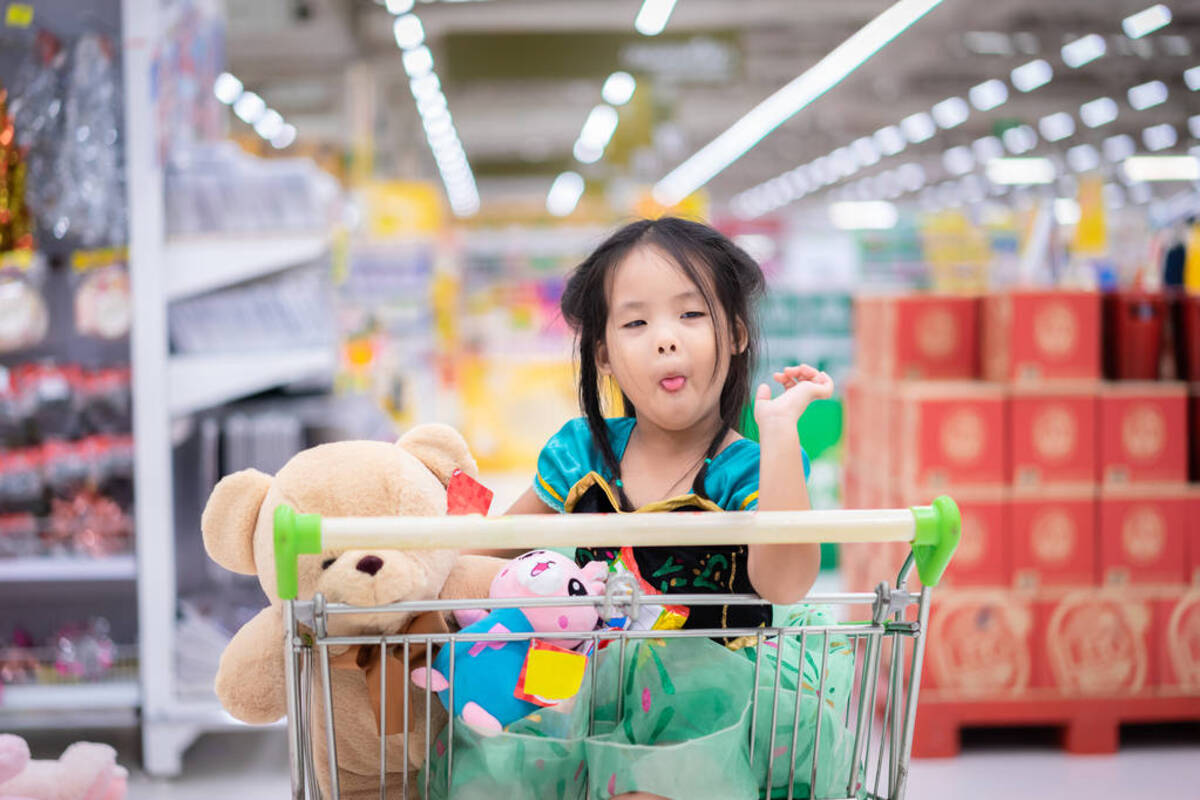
left=201, top=423, right=506, bottom=799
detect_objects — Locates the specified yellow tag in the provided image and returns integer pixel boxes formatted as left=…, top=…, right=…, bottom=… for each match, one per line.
left=521, top=647, right=587, bottom=700
left=0, top=250, right=34, bottom=272
left=71, top=247, right=128, bottom=273
left=5, top=3, right=33, bottom=28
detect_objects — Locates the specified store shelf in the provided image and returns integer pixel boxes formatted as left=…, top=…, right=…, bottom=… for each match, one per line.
left=164, top=233, right=331, bottom=301
left=0, top=555, right=137, bottom=582
left=0, top=680, right=140, bottom=712
left=167, top=346, right=336, bottom=416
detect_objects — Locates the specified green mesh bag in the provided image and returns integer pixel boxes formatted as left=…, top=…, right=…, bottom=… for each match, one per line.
left=584, top=636, right=760, bottom=799
left=419, top=666, right=592, bottom=800
left=739, top=606, right=863, bottom=799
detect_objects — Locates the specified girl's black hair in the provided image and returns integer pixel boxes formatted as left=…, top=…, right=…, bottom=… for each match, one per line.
left=560, top=216, right=766, bottom=510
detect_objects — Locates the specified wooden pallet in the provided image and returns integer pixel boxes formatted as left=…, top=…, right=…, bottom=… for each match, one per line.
left=912, top=694, right=1200, bottom=757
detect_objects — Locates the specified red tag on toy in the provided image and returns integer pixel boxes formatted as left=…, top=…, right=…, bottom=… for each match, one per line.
left=446, top=469, right=494, bottom=516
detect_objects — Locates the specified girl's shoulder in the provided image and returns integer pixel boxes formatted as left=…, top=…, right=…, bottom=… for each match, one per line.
left=533, top=417, right=635, bottom=512
left=704, top=435, right=810, bottom=511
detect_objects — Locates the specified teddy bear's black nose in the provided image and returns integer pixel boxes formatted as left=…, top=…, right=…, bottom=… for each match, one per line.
left=356, top=555, right=384, bottom=576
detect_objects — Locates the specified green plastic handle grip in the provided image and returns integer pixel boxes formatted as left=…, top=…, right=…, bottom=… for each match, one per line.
left=909, top=495, right=961, bottom=587
left=274, top=504, right=323, bottom=600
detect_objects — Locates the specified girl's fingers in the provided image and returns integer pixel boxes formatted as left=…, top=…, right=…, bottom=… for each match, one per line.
left=755, top=382, right=772, bottom=402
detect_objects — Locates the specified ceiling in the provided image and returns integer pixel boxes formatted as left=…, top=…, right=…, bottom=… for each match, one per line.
left=225, top=0, right=1200, bottom=215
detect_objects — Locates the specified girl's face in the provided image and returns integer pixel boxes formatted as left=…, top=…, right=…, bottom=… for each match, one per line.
left=597, top=246, right=737, bottom=434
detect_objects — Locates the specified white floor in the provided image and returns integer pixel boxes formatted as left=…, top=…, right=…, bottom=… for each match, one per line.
left=13, top=723, right=1199, bottom=799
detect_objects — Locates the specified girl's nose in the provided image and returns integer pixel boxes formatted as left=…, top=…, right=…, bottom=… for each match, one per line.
left=657, top=342, right=677, bottom=354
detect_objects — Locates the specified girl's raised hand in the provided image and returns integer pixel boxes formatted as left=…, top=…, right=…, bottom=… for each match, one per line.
left=753, top=364, right=835, bottom=428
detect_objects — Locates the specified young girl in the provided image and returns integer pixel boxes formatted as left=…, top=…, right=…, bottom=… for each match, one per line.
left=501, top=216, right=835, bottom=799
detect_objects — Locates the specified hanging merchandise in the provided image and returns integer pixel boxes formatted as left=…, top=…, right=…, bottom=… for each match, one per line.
left=71, top=248, right=132, bottom=340
left=7, top=32, right=66, bottom=242
left=0, top=250, right=49, bottom=354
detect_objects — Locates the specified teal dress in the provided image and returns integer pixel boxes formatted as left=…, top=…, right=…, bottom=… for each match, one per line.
left=533, top=417, right=810, bottom=636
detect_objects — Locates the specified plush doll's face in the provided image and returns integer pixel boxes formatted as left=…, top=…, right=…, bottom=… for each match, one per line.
left=491, top=550, right=608, bottom=641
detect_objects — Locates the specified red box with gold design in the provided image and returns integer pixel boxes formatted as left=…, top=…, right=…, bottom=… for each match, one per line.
left=923, top=589, right=1034, bottom=696
left=1188, top=486, right=1200, bottom=586
left=1156, top=586, right=1200, bottom=691
left=895, top=381, right=1008, bottom=490
left=853, top=296, right=884, bottom=378
left=1032, top=587, right=1156, bottom=694
left=1010, top=485, right=1098, bottom=589
left=1098, top=382, right=1188, bottom=485
left=1098, top=485, right=1190, bottom=586
left=877, top=294, right=980, bottom=380
left=1009, top=384, right=1098, bottom=486
left=982, top=290, right=1101, bottom=382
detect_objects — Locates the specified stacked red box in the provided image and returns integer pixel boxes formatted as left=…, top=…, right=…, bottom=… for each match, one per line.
left=1098, top=383, right=1189, bottom=485
left=982, top=290, right=1101, bottom=382
left=1156, top=587, right=1200, bottom=692
left=1008, top=384, right=1097, bottom=487
left=1032, top=587, right=1156, bottom=694
left=923, top=589, right=1034, bottom=695
left=855, top=294, right=979, bottom=381
left=895, top=381, right=1008, bottom=492
left=1010, top=486, right=1097, bottom=590
left=1190, top=486, right=1200, bottom=586
left=1098, top=484, right=1190, bottom=586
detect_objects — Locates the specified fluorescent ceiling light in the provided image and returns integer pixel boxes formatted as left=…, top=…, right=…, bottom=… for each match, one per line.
left=270, top=123, right=297, bottom=150
left=1122, top=5, right=1171, bottom=39
left=393, top=14, right=424, bottom=50
left=964, top=31, right=1012, bottom=55
left=931, top=97, right=969, bottom=129
left=634, top=0, right=678, bottom=36
left=786, top=167, right=812, bottom=195
left=602, top=72, right=637, bottom=106
left=1103, top=183, right=1125, bottom=209
left=253, top=109, right=284, bottom=140
left=1123, top=155, right=1200, bottom=181
left=386, top=0, right=415, bottom=14
left=1054, top=198, right=1081, bottom=226
left=1067, top=143, right=1100, bottom=172
left=942, top=145, right=974, bottom=176
left=972, top=135, right=1004, bottom=163
left=1061, top=34, right=1107, bottom=68
left=829, top=200, right=898, bottom=230
left=547, top=171, right=585, bottom=217
left=968, top=79, right=1008, bottom=111
left=1038, top=112, right=1075, bottom=142
left=831, top=146, right=859, bottom=177
left=987, top=157, right=1055, bottom=184
left=573, top=139, right=603, bottom=164
left=651, top=0, right=943, bottom=206
left=900, top=111, right=936, bottom=143
left=1189, top=114, right=1200, bottom=139
left=213, top=72, right=243, bottom=105
left=233, top=91, right=266, bottom=124
left=1080, top=96, right=1119, bottom=128
left=402, top=46, right=434, bottom=77
left=851, top=136, right=881, bottom=167
left=410, top=74, right=441, bottom=101
left=1128, top=80, right=1168, bottom=110
left=578, top=104, right=619, bottom=150
left=417, top=92, right=448, bottom=119
left=1011, top=59, right=1052, bottom=92
left=898, top=162, right=926, bottom=191
left=873, top=125, right=907, bottom=156
left=1103, top=134, right=1137, bottom=163
left=1142, top=123, right=1178, bottom=151
left=1186, top=65, right=1200, bottom=91
left=1001, top=124, right=1038, bottom=155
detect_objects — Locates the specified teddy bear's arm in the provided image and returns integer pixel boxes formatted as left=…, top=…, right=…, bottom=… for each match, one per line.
left=439, top=555, right=507, bottom=602
left=214, top=605, right=289, bottom=724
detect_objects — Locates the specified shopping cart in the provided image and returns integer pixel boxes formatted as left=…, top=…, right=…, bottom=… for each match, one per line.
left=272, top=496, right=960, bottom=800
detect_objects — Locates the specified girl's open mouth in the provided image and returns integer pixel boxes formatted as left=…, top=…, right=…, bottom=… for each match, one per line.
left=660, top=376, right=686, bottom=392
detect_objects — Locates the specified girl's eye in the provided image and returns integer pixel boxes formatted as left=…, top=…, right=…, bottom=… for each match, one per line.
left=622, top=319, right=646, bottom=329
left=681, top=311, right=706, bottom=319
left=321, top=558, right=336, bottom=570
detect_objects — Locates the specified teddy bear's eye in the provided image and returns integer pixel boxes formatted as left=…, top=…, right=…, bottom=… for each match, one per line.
left=321, top=557, right=336, bottom=570
left=567, top=578, right=587, bottom=596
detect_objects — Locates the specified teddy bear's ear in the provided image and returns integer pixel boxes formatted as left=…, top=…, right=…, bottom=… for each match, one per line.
left=397, top=423, right=479, bottom=486
left=201, top=469, right=272, bottom=575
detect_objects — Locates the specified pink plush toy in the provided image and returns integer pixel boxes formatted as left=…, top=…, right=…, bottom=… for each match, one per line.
left=0, top=734, right=127, bottom=800
left=412, top=549, right=608, bottom=733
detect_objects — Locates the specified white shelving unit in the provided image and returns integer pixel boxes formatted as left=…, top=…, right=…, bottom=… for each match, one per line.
left=123, top=0, right=335, bottom=775
left=0, top=556, right=137, bottom=582
left=164, top=232, right=330, bottom=301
